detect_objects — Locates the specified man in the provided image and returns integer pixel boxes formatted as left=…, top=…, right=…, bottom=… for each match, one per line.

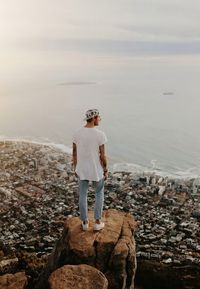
left=72, top=109, right=108, bottom=231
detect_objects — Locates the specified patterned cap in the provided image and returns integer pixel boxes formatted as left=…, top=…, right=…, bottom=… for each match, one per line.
left=84, top=109, right=100, bottom=120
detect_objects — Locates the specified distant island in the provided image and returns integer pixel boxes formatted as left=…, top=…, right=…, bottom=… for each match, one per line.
left=58, top=81, right=97, bottom=86
left=163, top=92, right=174, bottom=95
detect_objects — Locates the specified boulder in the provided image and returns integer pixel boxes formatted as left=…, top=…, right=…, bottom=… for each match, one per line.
left=35, top=209, right=137, bottom=289
left=0, top=272, right=28, bottom=289
left=48, top=264, right=108, bottom=289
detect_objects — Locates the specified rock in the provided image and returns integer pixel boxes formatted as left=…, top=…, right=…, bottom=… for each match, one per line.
left=34, top=209, right=137, bottom=289
left=0, top=258, right=19, bottom=275
left=48, top=264, right=108, bottom=289
left=0, top=272, right=28, bottom=289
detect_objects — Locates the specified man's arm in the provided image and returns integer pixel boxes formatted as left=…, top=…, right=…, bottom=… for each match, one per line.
left=99, top=144, right=108, bottom=179
left=72, top=143, right=77, bottom=169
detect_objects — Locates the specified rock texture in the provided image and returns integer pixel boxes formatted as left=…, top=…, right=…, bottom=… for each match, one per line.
left=0, top=271, right=28, bottom=289
left=48, top=264, right=108, bottom=289
left=35, top=209, right=137, bottom=289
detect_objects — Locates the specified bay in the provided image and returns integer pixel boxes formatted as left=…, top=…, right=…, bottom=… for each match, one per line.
left=1, top=54, right=200, bottom=179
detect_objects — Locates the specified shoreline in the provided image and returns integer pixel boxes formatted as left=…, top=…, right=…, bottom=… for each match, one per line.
left=0, top=140, right=200, bottom=288
left=0, top=137, right=199, bottom=180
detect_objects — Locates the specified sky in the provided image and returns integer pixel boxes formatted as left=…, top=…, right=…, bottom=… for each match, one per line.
left=0, top=0, right=200, bottom=92
left=1, top=0, right=200, bottom=53
left=1, top=0, right=200, bottom=89
left=0, top=0, right=200, bottom=111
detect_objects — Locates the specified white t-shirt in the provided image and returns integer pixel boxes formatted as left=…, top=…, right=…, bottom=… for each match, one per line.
left=73, top=127, right=107, bottom=181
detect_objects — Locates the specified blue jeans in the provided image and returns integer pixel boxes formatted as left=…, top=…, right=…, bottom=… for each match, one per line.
left=78, top=178, right=104, bottom=221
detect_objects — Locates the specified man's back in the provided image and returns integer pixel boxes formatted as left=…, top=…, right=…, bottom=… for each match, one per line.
left=73, top=127, right=107, bottom=181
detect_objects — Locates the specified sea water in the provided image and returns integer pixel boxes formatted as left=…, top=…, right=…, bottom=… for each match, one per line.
left=1, top=55, right=200, bottom=179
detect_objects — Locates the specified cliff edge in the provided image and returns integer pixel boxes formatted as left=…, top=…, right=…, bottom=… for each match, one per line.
left=34, top=209, right=138, bottom=289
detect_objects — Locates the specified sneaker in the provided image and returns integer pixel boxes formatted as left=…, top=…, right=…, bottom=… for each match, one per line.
left=93, top=222, right=105, bottom=231
left=81, top=221, right=89, bottom=231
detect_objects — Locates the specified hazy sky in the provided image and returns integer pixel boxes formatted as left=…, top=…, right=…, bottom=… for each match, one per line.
left=1, top=0, right=200, bottom=85
left=1, top=0, right=200, bottom=50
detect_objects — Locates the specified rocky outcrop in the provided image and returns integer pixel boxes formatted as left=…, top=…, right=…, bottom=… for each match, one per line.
left=48, top=264, right=108, bottom=289
left=35, top=209, right=137, bottom=289
left=0, top=272, right=28, bottom=289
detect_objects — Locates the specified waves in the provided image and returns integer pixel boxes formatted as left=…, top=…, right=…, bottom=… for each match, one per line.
left=1, top=136, right=200, bottom=180
left=112, top=161, right=200, bottom=180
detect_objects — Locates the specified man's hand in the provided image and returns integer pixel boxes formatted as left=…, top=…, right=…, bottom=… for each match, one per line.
left=99, top=144, right=108, bottom=180
left=72, top=142, right=77, bottom=167
left=104, top=170, right=108, bottom=180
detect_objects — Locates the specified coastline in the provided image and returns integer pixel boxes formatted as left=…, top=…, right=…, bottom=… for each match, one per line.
left=0, top=140, right=199, bottom=288
left=0, top=136, right=200, bottom=180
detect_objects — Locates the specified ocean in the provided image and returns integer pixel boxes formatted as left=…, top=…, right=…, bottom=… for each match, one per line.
left=1, top=54, right=200, bottom=179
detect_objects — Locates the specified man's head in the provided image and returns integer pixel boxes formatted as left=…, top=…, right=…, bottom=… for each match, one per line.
left=85, top=109, right=101, bottom=126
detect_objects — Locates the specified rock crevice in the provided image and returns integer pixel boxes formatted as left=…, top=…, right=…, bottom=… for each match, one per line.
left=34, top=209, right=137, bottom=289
